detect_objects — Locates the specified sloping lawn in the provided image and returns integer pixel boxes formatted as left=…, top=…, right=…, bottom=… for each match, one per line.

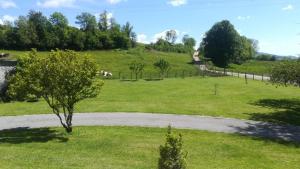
left=0, top=126, right=299, bottom=169
left=1, top=77, right=300, bottom=125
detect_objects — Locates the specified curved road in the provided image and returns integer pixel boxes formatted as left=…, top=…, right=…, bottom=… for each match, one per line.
left=0, top=112, right=300, bottom=142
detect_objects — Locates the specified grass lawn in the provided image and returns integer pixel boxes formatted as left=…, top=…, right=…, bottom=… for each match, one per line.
left=227, top=60, right=280, bottom=75
left=1, top=77, right=300, bottom=126
left=0, top=126, right=299, bottom=169
left=0, top=48, right=197, bottom=75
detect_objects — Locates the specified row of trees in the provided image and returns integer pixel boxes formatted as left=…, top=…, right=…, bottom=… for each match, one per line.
left=200, top=20, right=257, bottom=67
left=0, top=10, right=136, bottom=51
left=146, top=30, right=196, bottom=54
left=129, top=59, right=171, bottom=80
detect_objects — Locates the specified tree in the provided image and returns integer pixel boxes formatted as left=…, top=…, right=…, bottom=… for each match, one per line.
left=98, top=10, right=109, bottom=31
left=49, top=12, right=68, bottom=27
left=15, top=16, right=31, bottom=49
left=8, top=49, right=103, bottom=133
left=158, top=126, right=187, bottom=169
left=27, top=10, right=51, bottom=50
left=154, top=59, right=171, bottom=79
left=165, top=30, right=177, bottom=44
left=202, top=20, right=253, bottom=67
left=182, top=35, right=196, bottom=53
left=129, top=61, right=145, bottom=80
left=122, top=22, right=137, bottom=47
left=49, top=12, right=69, bottom=49
left=270, top=61, right=300, bottom=87
left=76, top=12, right=97, bottom=32
left=233, top=36, right=254, bottom=64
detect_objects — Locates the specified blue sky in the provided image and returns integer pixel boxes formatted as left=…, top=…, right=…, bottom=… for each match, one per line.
left=0, top=0, right=299, bottom=56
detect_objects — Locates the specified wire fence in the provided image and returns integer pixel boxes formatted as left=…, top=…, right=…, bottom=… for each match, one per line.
left=100, top=69, right=225, bottom=81
left=99, top=67, right=270, bottom=82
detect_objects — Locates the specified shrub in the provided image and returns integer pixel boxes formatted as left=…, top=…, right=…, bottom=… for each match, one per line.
left=154, top=59, right=171, bottom=79
left=158, top=126, right=187, bottom=169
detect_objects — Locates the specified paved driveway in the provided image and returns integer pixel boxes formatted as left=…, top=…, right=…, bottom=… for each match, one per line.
left=0, top=112, right=299, bottom=142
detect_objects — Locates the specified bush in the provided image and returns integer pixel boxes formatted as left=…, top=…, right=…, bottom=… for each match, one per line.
left=158, top=126, right=187, bottom=169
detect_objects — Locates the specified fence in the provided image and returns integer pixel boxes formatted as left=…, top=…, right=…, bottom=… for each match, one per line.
left=209, top=66, right=270, bottom=81
left=100, top=69, right=225, bottom=81
left=0, top=60, right=17, bottom=67
left=100, top=67, right=270, bottom=82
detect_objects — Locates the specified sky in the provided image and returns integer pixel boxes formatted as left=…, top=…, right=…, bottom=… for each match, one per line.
left=0, top=0, right=299, bottom=56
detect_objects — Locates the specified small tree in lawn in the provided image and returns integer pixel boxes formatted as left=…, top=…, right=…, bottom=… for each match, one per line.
left=129, top=61, right=145, bottom=80
left=158, top=125, right=187, bottom=169
left=8, top=49, right=103, bottom=133
left=154, top=59, right=171, bottom=79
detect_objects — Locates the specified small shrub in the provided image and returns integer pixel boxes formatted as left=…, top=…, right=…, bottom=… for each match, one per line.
left=158, top=125, right=187, bottom=169
left=154, top=59, right=171, bottom=79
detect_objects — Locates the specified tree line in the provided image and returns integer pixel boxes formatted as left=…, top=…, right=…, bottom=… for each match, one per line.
left=146, top=30, right=196, bottom=54
left=0, top=10, right=136, bottom=51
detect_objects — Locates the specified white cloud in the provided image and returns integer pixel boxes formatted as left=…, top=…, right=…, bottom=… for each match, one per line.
left=137, top=34, right=149, bottom=44
left=107, top=0, right=126, bottom=5
left=0, top=15, right=17, bottom=25
left=0, top=0, right=16, bottom=9
left=37, top=0, right=76, bottom=8
left=282, top=4, right=294, bottom=11
left=237, top=16, right=251, bottom=21
left=168, top=0, right=187, bottom=7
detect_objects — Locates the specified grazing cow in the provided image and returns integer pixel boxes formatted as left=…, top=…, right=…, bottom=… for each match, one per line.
left=100, top=70, right=113, bottom=78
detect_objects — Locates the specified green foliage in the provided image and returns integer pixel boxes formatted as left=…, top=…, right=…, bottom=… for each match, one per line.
left=182, top=35, right=196, bottom=53
left=8, top=49, right=103, bottom=132
left=201, top=20, right=254, bottom=67
left=165, top=30, right=177, bottom=44
left=129, top=60, right=145, bottom=80
left=158, top=126, right=187, bottom=169
left=146, top=31, right=196, bottom=54
left=0, top=10, right=136, bottom=51
left=154, top=59, right=171, bottom=78
left=255, top=54, right=276, bottom=61
left=270, top=61, right=300, bottom=87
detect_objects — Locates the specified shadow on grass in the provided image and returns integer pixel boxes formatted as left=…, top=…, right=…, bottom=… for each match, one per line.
left=232, top=122, right=300, bottom=147
left=144, top=78, right=163, bottom=81
left=249, top=99, right=300, bottom=126
left=0, top=127, right=68, bottom=144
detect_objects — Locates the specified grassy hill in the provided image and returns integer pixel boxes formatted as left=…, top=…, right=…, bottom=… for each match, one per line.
left=0, top=47, right=198, bottom=76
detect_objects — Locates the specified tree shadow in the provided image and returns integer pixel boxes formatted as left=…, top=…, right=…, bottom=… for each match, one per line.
left=0, top=127, right=68, bottom=144
left=232, top=122, right=300, bottom=147
left=249, top=99, right=300, bottom=126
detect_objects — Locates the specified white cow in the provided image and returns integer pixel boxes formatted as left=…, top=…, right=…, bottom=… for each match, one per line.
left=100, top=70, right=113, bottom=78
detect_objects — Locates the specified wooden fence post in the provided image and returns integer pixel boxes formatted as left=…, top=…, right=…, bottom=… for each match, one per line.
left=253, top=73, right=255, bottom=80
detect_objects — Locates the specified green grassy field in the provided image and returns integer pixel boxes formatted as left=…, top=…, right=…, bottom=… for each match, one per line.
left=227, top=60, right=279, bottom=75
left=1, top=77, right=299, bottom=125
left=0, top=126, right=299, bottom=169
left=0, top=48, right=197, bottom=75
left=213, top=60, right=281, bottom=75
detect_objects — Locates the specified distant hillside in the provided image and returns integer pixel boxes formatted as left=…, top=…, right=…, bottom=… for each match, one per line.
left=256, top=52, right=298, bottom=61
